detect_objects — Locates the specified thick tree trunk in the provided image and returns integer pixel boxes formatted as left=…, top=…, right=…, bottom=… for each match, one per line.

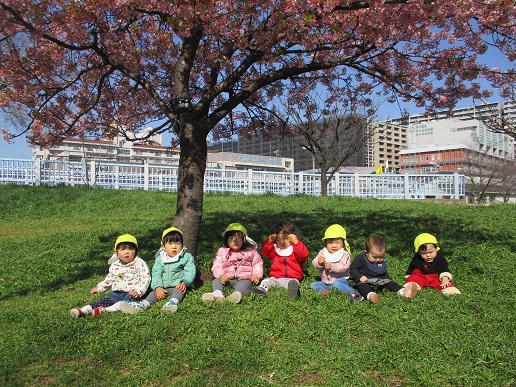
left=172, top=115, right=209, bottom=258
left=320, top=166, right=328, bottom=196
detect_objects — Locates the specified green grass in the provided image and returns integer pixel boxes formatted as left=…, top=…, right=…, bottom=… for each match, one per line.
left=0, top=185, right=515, bottom=386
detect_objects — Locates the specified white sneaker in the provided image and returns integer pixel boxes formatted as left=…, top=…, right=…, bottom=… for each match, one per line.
left=225, top=291, right=242, bottom=304
left=202, top=292, right=225, bottom=302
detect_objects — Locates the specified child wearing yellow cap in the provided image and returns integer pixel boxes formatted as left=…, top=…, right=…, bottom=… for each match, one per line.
left=202, top=223, right=263, bottom=304
left=310, top=224, right=364, bottom=303
left=404, top=233, right=461, bottom=296
left=69, top=234, right=151, bottom=318
left=120, top=226, right=196, bottom=314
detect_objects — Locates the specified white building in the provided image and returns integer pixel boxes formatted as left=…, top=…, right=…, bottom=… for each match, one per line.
left=33, top=135, right=294, bottom=172
left=407, top=119, right=513, bottom=159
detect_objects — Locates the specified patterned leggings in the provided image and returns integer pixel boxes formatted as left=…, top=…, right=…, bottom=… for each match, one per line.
left=90, top=291, right=138, bottom=309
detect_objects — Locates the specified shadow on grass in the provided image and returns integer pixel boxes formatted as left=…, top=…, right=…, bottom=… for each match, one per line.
left=3, top=198, right=511, bottom=298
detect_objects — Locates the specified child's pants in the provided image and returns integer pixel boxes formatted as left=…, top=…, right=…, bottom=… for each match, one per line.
left=144, top=287, right=186, bottom=306
left=259, top=277, right=299, bottom=292
left=212, top=278, right=252, bottom=296
left=90, top=291, right=138, bottom=309
left=354, top=280, right=402, bottom=298
left=310, top=277, right=356, bottom=295
left=406, top=269, right=456, bottom=291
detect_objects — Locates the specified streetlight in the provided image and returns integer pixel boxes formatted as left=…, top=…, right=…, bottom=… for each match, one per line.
left=302, top=146, right=315, bottom=172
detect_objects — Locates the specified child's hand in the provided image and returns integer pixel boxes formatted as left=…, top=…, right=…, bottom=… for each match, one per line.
left=219, top=274, right=230, bottom=284
left=288, top=234, right=298, bottom=244
left=317, top=255, right=326, bottom=265
left=360, top=276, right=368, bottom=283
left=324, top=262, right=332, bottom=270
left=440, top=276, right=451, bottom=288
left=128, top=290, right=140, bottom=298
left=251, top=275, right=260, bottom=285
left=156, top=287, right=168, bottom=299
left=90, top=287, right=99, bottom=295
left=176, top=282, right=186, bottom=293
left=268, top=234, right=277, bottom=243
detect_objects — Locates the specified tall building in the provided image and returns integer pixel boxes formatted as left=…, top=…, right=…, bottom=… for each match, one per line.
left=210, top=121, right=408, bottom=173
left=366, top=122, right=408, bottom=172
left=390, top=100, right=516, bottom=126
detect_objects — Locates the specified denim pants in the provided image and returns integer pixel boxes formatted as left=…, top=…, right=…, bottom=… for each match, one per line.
left=310, top=277, right=356, bottom=295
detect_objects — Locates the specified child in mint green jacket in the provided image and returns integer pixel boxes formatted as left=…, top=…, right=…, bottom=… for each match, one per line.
left=120, top=226, right=196, bottom=314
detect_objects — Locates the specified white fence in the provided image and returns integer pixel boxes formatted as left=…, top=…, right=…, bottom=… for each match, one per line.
left=0, top=158, right=465, bottom=199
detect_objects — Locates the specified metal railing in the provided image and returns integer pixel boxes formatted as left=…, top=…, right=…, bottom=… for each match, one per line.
left=0, top=158, right=465, bottom=199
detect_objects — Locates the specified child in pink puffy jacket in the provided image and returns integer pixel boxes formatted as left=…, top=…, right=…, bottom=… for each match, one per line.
left=202, top=223, right=263, bottom=304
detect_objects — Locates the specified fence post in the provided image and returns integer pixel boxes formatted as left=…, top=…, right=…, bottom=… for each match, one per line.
left=89, top=161, right=96, bottom=187
left=334, top=172, right=339, bottom=196
left=404, top=174, right=410, bottom=199
left=247, top=169, right=253, bottom=194
left=453, top=172, right=460, bottom=199
left=144, top=160, right=149, bottom=191
left=298, top=172, right=304, bottom=194
left=354, top=173, right=360, bottom=197
left=35, top=159, right=41, bottom=186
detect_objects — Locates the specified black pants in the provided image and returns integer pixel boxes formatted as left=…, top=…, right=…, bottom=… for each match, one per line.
left=355, top=280, right=402, bottom=298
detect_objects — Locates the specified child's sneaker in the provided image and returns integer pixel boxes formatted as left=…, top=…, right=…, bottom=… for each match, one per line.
left=92, top=307, right=106, bottom=317
left=368, top=293, right=382, bottom=304
left=120, top=301, right=146, bottom=314
left=226, top=291, right=242, bottom=304
left=350, top=292, right=364, bottom=303
left=202, top=292, right=225, bottom=302
left=251, top=287, right=267, bottom=297
left=287, top=280, right=299, bottom=301
left=69, top=308, right=84, bottom=318
left=161, top=299, right=178, bottom=312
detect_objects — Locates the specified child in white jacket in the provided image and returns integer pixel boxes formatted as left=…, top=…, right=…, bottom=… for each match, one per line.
left=202, top=223, right=263, bottom=304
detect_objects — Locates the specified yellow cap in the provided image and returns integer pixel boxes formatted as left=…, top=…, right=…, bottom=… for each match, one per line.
left=162, top=227, right=183, bottom=240
left=222, top=223, right=248, bottom=237
left=322, top=224, right=347, bottom=240
left=115, top=234, right=138, bottom=249
left=322, top=224, right=350, bottom=254
left=414, top=233, right=439, bottom=252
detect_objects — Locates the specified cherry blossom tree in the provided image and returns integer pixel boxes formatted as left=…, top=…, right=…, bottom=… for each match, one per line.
left=1, top=1, right=515, bottom=254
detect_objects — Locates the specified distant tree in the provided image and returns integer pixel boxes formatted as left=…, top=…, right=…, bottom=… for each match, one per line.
left=281, top=88, right=377, bottom=196
left=464, top=145, right=515, bottom=204
left=1, top=1, right=515, bottom=254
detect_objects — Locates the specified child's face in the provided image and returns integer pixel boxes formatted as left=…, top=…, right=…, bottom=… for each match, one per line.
left=116, top=244, right=137, bottom=265
left=275, top=232, right=291, bottom=249
left=419, top=244, right=437, bottom=262
left=164, top=240, right=183, bottom=257
left=227, top=232, right=244, bottom=252
left=365, top=246, right=386, bottom=264
left=325, top=238, right=344, bottom=253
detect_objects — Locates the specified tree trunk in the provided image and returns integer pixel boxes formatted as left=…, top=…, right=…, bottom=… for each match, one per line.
left=320, top=166, right=328, bottom=196
left=172, top=114, right=209, bottom=257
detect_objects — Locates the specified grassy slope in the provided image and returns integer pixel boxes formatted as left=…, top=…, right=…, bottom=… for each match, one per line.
left=0, top=185, right=514, bottom=386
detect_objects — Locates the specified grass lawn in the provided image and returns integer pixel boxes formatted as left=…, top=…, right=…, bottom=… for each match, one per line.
left=0, top=185, right=514, bottom=386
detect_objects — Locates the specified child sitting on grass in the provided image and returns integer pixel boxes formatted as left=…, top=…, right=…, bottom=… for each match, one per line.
left=202, top=223, right=263, bottom=304
left=120, top=226, right=196, bottom=314
left=350, top=236, right=416, bottom=303
left=404, top=233, right=462, bottom=296
left=70, top=234, right=151, bottom=318
left=310, top=224, right=363, bottom=303
left=251, top=221, right=309, bottom=301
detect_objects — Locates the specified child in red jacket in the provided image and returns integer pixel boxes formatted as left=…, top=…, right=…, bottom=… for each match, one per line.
left=251, top=221, right=310, bottom=300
